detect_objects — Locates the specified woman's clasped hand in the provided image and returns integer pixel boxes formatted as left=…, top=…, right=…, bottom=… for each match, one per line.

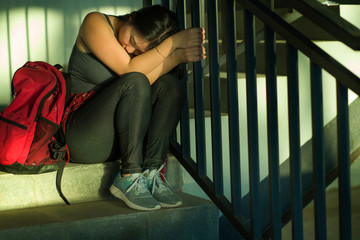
left=172, top=27, right=206, bottom=63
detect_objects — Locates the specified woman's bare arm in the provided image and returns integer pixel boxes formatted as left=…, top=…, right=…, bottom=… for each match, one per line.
left=78, top=12, right=204, bottom=79
left=146, top=47, right=206, bottom=84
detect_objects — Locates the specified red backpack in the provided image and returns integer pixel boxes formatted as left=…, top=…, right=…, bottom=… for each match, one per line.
left=0, top=61, right=70, bottom=204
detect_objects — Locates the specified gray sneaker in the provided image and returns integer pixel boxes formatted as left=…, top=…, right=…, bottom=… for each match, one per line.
left=146, top=165, right=183, bottom=208
left=110, top=170, right=161, bottom=211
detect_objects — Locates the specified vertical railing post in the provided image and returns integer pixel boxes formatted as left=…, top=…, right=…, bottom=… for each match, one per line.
left=222, top=0, right=242, bottom=217
left=310, top=62, right=327, bottom=240
left=177, top=0, right=191, bottom=158
left=337, top=82, right=352, bottom=240
left=192, top=0, right=207, bottom=176
left=244, top=9, right=262, bottom=239
left=287, top=43, right=303, bottom=240
left=265, top=26, right=282, bottom=240
left=208, top=0, right=223, bottom=196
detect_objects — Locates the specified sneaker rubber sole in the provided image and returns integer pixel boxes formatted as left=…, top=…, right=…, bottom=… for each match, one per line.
left=110, top=185, right=161, bottom=211
left=159, top=201, right=183, bottom=208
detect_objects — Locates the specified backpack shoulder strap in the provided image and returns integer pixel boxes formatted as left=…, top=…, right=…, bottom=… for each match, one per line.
left=50, top=140, right=70, bottom=205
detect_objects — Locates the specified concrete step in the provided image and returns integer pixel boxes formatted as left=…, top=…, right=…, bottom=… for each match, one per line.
left=0, top=155, right=183, bottom=211
left=0, top=161, right=120, bottom=211
left=0, top=192, right=219, bottom=240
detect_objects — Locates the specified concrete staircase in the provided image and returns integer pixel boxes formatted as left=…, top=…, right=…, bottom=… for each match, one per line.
left=0, top=156, right=219, bottom=240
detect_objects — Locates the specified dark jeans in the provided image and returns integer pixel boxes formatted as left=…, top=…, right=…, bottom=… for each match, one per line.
left=65, top=72, right=184, bottom=174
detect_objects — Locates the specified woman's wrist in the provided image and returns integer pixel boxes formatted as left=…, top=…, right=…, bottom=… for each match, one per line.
left=155, top=46, right=166, bottom=59
left=172, top=49, right=184, bottom=65
left=170, top=31, right=181, bottom=49
left=155, top=36, right=176, bottom=59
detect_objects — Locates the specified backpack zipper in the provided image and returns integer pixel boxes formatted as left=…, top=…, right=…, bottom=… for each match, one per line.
left=0, top=115, right=28, bottom=130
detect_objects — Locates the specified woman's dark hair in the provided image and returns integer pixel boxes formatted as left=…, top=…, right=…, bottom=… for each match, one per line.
left=119, top=5, right=179, bottom=50
left=119, top=5, right=184, bottom=78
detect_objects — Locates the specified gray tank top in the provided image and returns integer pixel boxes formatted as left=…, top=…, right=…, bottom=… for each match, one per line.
left=67, top=14, right=118, bottom=93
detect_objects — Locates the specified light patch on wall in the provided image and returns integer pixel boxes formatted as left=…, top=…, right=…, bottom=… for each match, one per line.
left=298, top=51, right=312, bottom=146
left=321, top=69, right=337, bottom=124
left=275, top=76, right=290, bottom=163
left=315, top=41, right=360, bottom=104
left=113, top=6, right=135, bottom=16
left=256, top=77, right=269, bottom=182
left=8, top=7, right=28, bottom=74
left=314, top=42, right=360, bottom=79
left=0, top=10, right=11, bottom=106
left=348, top=90, right=358, bottom=104
left=99, top=6, right=117, bottom=15
left=27, top=7, right=46, bottom=61
left=80, top=8, right=98, bottom=20
left=340, top=5, right=360, bottom=29
left=47, top=8, right=65, bottom=65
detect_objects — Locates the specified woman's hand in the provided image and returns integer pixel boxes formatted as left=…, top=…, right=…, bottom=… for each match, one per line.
left=173, top=28, right=205, bottom=49
left=174, top=46, right=206, bottom=63
left=171, top=27, right=206, bottom=63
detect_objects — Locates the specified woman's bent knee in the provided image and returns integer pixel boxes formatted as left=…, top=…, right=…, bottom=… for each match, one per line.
left=121, top=72, right=151, bottom=95
left=155, top=74, right=184, bottom=102
left=122, top=72, right=149, bottom=86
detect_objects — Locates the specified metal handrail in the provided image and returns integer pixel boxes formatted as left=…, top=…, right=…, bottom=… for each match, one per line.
left=291, top=0, right=360, bottom=50
left=170, top=0, right=358, bottom=239
left=238, top=0, right=360, bottom=95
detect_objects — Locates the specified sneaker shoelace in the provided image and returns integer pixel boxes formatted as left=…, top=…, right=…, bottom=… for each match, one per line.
left=151, top=165, right=172, bottom=194
left=125, top=169, right=150, bottom=195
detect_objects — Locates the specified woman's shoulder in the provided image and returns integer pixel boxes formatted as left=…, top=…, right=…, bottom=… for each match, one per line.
left=82, top=12, right=107, bottom=25
left=80, top=12, right=119, bottom=36
left=77, top=12, right=111, bottom=53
